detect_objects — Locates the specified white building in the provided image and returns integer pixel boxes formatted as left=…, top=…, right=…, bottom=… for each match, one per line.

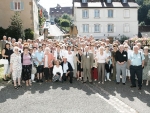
left=73, top=0, right=139, bottom=39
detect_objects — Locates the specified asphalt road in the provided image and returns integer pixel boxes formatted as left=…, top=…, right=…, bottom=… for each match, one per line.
left=0, top=79, right=150, bottom=113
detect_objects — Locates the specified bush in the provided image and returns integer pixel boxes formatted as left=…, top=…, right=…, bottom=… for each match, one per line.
left=60, top=19, right=70, bottom=28
left=0, top=27, right=6, bottom=40
left=119, top=35, right=129, bottom=44
left=24, top=28, right=34, bottom=40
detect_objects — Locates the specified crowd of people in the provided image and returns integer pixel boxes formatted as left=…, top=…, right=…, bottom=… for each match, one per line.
left=0, top=35, right=150, bottom=90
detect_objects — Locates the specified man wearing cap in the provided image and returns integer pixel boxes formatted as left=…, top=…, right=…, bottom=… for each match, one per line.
left=61, top=57, right=73, bottom=83
left=81, top=46, right=93, bottom=83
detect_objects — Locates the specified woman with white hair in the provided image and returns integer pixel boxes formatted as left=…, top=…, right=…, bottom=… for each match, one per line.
left=44, top=47, right=54, bottom=82
left=142, top=46, right=150, bottom=86
left=96, top=46, right=107, bottom=84
left=10, top=46, right=22, bottom=89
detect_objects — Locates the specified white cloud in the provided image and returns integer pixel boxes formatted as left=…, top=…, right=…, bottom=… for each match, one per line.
left=39, top=0, right=72, bottom=12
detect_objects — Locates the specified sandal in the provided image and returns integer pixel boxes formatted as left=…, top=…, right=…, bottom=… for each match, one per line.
left=18, top=85, right=22, bottom=88
left=14, top=86, right=18, bottom=90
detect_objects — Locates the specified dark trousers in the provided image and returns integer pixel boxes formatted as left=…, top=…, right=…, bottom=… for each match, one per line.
left=130, top=65, right=143, bottom=88
left=62, top=72, right=73, bottom=83
left=44, top=67, right=53, bottom=80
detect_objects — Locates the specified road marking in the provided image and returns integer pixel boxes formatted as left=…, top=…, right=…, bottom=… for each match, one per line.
left=83, top=83, right=138, bottom=113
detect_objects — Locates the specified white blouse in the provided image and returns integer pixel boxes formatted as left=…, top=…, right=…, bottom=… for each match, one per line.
left=53, top=65, right=63, bottom=77
left=96, top=52, right=107, bottom=63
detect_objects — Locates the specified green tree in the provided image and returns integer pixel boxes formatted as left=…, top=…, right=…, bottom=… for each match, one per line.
left=24, top=28, right=34, bottom=40
left=39, top=10, right=46, bottom=28
left=8, top=12, right=24, bottom=40
left=61, top=13, right=72, bottom=21
left=60, top=19, right=70, bottom=28
left=136, top=0, right=150, bottom=25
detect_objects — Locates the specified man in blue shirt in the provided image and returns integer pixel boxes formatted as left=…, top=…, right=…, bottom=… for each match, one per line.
left=128, top=46, right=145, bottom=90
left=35, top=46, right=44, bottom=82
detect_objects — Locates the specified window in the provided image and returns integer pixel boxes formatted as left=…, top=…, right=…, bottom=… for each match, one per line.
left=94, top=24, right=100, bottom=33
left=124, top=9, right=130, bottom=18
left=124, top=24, right=130, bottom=33
left=82, top=0, right=87, bottom=3
left=94, top=10, right=100, bottom=18
left=83, top=24, right=89, bottom=33
left=108, top=24, right=114, bottom=33
left=108, top=10, right=113, bottom=18
left=10, top=1, right=24, bottom=11
left=122, top=0, right=127, bottom=3
left=82, top=10, right=89, bottom=18
left=107, top=0, right=112, bottom=3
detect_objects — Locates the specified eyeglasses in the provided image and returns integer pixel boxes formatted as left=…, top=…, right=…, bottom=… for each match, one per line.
left=113, top=46, right=116, bottom=47
left=125, top=47, right=128, bottom=48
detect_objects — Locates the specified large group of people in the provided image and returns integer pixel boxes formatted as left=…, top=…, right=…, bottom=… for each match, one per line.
left=0, top=35, right=150, bottom=90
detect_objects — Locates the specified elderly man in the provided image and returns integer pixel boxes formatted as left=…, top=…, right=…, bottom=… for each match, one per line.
left=128, top=46, right=145, bottom=90
left=81, top=46, right=93, bottom=83
left=115, top=45, right=128, bottom=85
left=61, top=57, right=73, bottom=83
left=0, top=36, right=7, bottom=59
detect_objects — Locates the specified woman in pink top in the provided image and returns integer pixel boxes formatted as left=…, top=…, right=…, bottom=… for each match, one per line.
left=21, top=47, right=32, bottom=86
left=44, top=47, right=54, bottom=82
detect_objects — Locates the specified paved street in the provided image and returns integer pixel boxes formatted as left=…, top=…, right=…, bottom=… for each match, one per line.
left=48, top=25, right=63, bottom=36
left=0, top=79, right=150, bottom=113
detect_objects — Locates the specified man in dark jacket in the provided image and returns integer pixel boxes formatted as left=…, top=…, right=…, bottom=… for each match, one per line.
left=61, top=57, right=73, bottom=83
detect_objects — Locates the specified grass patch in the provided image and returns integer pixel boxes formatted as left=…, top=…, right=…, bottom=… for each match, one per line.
left=0, top=65, right=4, bottom=82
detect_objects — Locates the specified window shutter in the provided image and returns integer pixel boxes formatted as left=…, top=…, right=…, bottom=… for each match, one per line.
left=114, top=10, right=116, bottom=18
left=114, top=26, right=116, bottom=32
left=101, top=26, right=103, bottom=32
left=80, top=26, right=83, bottom=32
left=105, top=10, right=107, bottom=17
left=105, top=26, right=107, bottom=32
left=21, top=1, right=24, bottom=10
left=92, top=26, right=94, bottom=32
left=10, top=2, right=14, bottom=10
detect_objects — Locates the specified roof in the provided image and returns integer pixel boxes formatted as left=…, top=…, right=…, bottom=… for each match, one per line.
left=74, top=2, right=139, bottom=8
left=49, top=7, right=73, bottom=15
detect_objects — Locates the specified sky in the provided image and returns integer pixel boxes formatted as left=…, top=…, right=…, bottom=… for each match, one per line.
left=39, top=0, right=72, bottom=12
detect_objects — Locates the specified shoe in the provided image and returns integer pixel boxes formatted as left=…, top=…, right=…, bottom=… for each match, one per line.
left=116, top=82, right=119, bottom=84
left=98, top=82, right=101, bottom=84
left=14, top=86, right=18, bottom=90
left=130, top=85, right=136, bottom=88
left=2, top=78, right=8, bottom=81
left=18, top=85, right=22, bottom=88
left=102, top=82, right=104, bottom=84
left=138, top=87, right=142, bottom=90
left=108, top=79, right=111, bottom=81
left=82, top=81, right=86, bottom=84
left=94, top=79, right=97, bottom=81
left=36, top=79, right=39, bottom=83
left=122, top=83, right=126, bottom=85
left=32, top=80, right=36, bottom=83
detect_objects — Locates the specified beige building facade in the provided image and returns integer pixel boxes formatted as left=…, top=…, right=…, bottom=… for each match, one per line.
left=0, top=0, right=39, bottom=39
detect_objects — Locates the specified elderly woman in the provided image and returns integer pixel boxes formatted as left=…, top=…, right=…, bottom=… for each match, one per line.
left=142, top=46, right=150, bottom=86
left=21, top=47, right=32, bottom=86
left=105, top=45, right=112, bottom=81
left=10, top=46, right=22, bottom=89
left=44, top=47, right=54, bottom=82
left=96, top=46, right=107, bottom=84
left=52, top=60, right=63, bottom=82
left=2, top=43, right=13, bottom=81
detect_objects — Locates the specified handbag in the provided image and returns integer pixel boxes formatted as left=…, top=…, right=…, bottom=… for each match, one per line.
left=0, top=58, right=8, bottom=64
